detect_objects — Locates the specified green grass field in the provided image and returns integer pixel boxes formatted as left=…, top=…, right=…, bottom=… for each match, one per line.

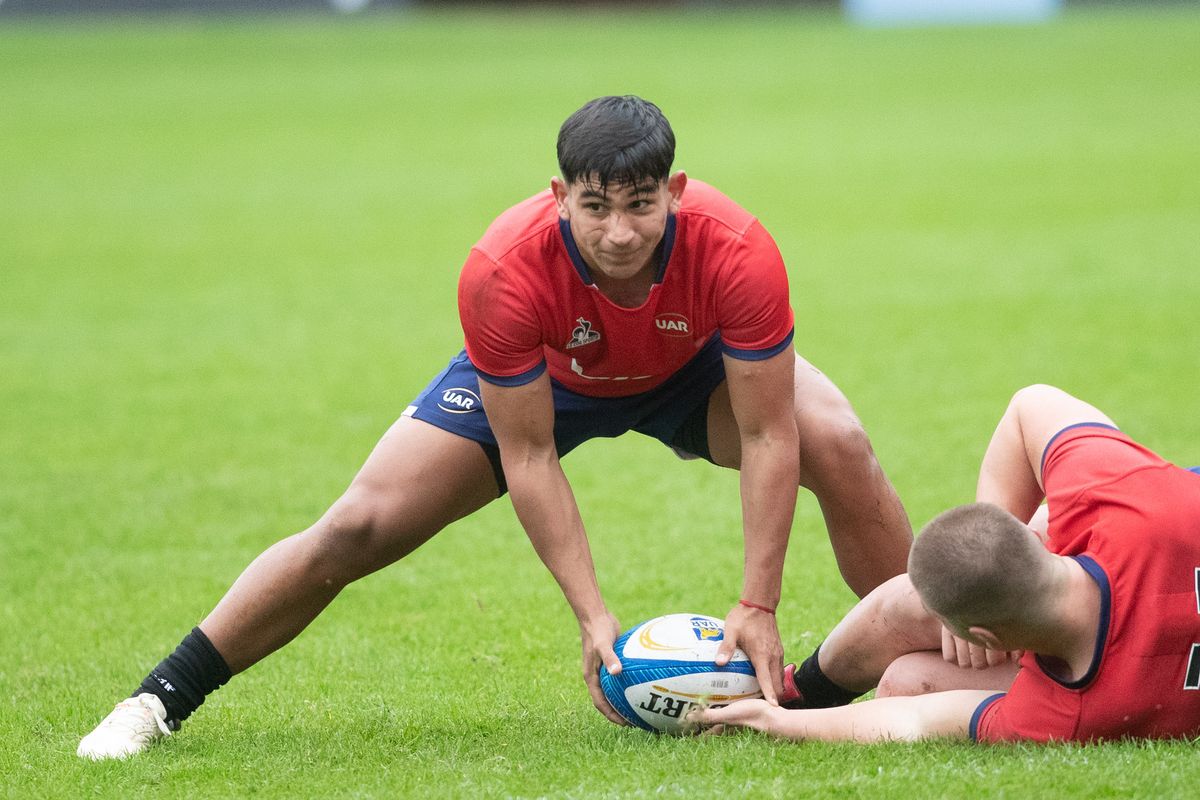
left=2, top=5, right=1199, bottom=797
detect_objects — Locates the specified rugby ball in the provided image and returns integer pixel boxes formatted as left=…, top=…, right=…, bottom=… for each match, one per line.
left=600, top=613, right=761, bottom=734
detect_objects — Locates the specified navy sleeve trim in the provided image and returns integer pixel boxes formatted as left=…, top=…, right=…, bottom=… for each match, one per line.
left=1040, top=422, right=1120, bottom=476
left=721, top=329, right=794, bottom=361
left=474, top=360, right=547, bottom=387
left=969, top=693, right=1006, bottom=741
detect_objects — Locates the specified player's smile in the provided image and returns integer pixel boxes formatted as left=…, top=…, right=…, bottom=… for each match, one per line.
left=552, top=171, right=687, bottom=285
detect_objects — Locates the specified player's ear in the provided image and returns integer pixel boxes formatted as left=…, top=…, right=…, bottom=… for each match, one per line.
left=666, top=171, right=687, bottom=213
left=967, top=626, right=1006, bottom=652
left=551, top=177, right=571, bottom=219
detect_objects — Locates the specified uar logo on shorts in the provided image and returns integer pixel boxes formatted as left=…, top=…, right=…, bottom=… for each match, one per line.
left=437, top=387, right=481, bottom=414
left=565, top=317, right=601, bottom=349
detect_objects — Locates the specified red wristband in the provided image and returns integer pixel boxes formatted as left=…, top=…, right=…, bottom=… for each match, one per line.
left=739, top=599, right=776, bottom=615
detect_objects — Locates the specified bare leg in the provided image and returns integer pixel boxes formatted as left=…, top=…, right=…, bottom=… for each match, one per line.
left=201, top=417, right=499, bottom=673
left=876, top=651, right=1019, bottom=697
left=782, top=574, right=1017, bottom=697
left=707, top=352, right=913, bottom=598
left=814, top=574, right=943, bottom=692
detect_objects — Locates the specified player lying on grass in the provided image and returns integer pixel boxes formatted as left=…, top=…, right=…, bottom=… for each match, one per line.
left=692, top=384, right=1200, bottom=743
left=78, top=95, right=913, bottom=758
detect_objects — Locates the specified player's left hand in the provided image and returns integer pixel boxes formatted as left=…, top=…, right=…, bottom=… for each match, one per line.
left=717, top=602, right=783, bottom=705
left=941, top=625, right=1022, bottom=669
left=686, top=698, right=773, bottom=736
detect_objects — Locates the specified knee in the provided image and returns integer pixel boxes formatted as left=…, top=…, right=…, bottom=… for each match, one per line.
left=856, top=575, right=902, bottom=621
left=306, top=489, right=398, bottom=582
left=798, top=406, right=877, bottom=486
left=826, top=419, right=874, bottom=469
left=876, top=658, right=935, bottom=699
left=321, top=491, right=379, bottom=542
left=866, top=575, right=933, bottom=627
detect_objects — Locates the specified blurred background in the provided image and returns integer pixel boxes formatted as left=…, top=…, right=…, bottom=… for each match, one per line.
left=0, top=0, right=1095, bottom=21
left=0, top=0, right=1078, bottom=20
left=2, top=1, right=1198, bottom=795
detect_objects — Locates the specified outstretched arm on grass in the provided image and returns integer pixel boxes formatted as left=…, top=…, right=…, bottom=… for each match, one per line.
left=690, top=690, right=996, bottom=743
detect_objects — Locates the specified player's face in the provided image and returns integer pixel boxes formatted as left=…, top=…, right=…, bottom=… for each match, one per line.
left=552, top=171, right=686, bottom=282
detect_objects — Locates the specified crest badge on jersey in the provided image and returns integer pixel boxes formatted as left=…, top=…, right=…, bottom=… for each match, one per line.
left=565, top=317, right=601, bottom=349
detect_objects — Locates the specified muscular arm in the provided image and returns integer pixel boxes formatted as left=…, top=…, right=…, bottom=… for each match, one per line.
left=477, top=373, right=625, bottom=724
left=726, top=348, right=800, bottom=611
left=693, top=690, right=994, bottom=743
left=715, top=348, right=799, bottom=702
left=976, top=384, right=1117, bottom=518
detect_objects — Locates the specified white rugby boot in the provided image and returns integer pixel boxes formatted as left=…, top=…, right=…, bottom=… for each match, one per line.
left=77, top=693, right=174, bottom=760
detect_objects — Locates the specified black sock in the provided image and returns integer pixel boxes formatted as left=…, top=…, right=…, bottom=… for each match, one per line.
left=791, top=645, right=862, bottom=708
left=134, top=627, right=232, bottom=727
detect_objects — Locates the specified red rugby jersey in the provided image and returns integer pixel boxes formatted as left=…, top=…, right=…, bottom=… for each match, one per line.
left=457, top=181, right=794, bottom=398
left=972, top=425, right=1200, bottom=742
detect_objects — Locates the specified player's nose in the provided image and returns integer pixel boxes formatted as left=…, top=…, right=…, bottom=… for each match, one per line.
left=604, top=214, right=636, bottom=247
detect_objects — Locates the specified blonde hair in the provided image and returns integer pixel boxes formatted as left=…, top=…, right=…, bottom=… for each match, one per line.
left=908, top=503, right=1054, bottom=629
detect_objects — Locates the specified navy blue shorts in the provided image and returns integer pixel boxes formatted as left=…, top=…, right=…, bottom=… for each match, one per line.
left=402, top=336, right=728, bottom=493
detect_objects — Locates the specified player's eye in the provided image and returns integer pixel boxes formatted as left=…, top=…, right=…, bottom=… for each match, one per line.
left=584, top=203, right=605, bottom=213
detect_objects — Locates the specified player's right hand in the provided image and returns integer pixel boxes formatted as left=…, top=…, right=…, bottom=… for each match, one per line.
left=717, top=601, right=783, bottom=706
left=581, top=613, right=629, bottom=726
left=941, top=625, right=1022, bottom=669
left=686, top=698, right=773, bottom=736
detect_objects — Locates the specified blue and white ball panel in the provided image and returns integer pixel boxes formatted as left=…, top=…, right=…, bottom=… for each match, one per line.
left=600, top=614, right=761, bottom=734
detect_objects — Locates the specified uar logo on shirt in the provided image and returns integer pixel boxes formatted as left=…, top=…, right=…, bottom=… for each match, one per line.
left=655, top=313, right=691, bottom=337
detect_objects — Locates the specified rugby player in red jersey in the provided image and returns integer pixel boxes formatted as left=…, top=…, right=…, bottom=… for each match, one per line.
left=693, top=384, right=1200, bottom=743
left=78, top=96, right=912, bottom=758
